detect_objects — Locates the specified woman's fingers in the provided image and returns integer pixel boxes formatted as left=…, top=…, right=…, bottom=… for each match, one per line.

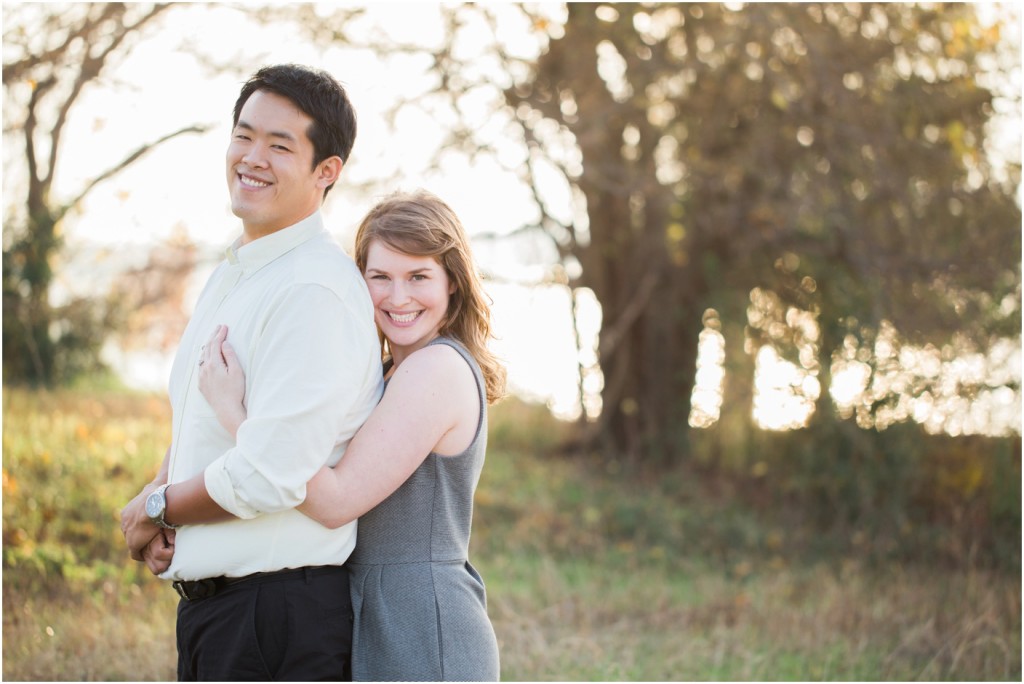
left=200, top=325, right=228, bottom=368
left=216, top=325, right=231, bottom=366
left=221, top=339, right=238, bottom=371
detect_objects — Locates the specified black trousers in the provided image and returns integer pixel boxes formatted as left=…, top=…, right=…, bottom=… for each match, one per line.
left=176, top=566, right=352, bottom=681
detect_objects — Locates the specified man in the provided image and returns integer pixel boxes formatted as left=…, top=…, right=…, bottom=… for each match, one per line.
left=120, top=64, right=383, bottom=681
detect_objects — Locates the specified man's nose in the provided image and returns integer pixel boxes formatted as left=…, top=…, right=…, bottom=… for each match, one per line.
left=242, top=143, right=268, bottom=168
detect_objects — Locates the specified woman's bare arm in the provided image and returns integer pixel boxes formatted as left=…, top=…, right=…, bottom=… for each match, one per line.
left=298, top=344, right=478, bottom=528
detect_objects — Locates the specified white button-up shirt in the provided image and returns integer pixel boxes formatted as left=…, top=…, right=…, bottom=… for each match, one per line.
left=162, top=211, right=383, bottom=581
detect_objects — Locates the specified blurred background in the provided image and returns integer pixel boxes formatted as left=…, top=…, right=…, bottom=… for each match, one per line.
left=3, top=2, right=1021, bottom=680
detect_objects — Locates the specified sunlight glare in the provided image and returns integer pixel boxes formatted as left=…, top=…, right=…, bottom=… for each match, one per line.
left=752, top=346, right=818, bottom=431
left=688, top=310, right=725, bottom=428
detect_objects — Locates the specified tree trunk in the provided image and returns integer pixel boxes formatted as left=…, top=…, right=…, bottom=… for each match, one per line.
left=714, top=305, right=757, bottom=469
left=3, top=206, right=61, bottom=385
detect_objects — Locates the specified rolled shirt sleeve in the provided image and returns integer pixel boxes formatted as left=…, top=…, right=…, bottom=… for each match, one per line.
left=204, top=282, right=379, bottom=518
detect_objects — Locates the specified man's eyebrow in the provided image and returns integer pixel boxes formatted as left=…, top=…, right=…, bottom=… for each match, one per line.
left=234, top=120, right=299, bottom=142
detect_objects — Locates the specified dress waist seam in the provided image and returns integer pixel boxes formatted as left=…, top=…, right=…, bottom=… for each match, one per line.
left=348, top=557, right=467, bottom=567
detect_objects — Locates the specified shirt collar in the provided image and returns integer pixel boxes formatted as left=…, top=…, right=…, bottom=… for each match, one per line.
left=225, top=211, right=324, bottom=276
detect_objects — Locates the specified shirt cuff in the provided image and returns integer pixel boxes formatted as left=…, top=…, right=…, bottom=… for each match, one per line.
left=204, top=457, right=261, bottom=519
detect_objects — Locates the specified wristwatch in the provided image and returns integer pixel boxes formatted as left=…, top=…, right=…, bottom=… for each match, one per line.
left=145, top=484, right=181, bottom=529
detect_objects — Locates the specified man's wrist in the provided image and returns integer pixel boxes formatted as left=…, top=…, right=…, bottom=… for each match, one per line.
left=146, top=483, right=181, bottom=529
left=162, top=483, right=179, bottom=528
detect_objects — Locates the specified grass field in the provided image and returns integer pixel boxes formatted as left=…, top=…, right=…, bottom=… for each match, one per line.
left=3, top=387, right=1021, bottom=680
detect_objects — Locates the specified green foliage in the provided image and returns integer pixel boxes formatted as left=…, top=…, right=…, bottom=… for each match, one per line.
left=487, top=396, right=575, bottom=454
left=488, top=401, right=1021, bottom=573
left=2, top=387, right=169, bottom=593
left=690, top=421, right=1022, bottom=569
left=2, top=198, right=126, bottom=388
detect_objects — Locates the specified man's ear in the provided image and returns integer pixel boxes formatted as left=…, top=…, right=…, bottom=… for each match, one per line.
left=316, top=156, right=344, bottom=189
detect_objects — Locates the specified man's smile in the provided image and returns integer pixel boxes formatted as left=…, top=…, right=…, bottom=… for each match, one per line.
left=238, top=173, right=271, bottom=189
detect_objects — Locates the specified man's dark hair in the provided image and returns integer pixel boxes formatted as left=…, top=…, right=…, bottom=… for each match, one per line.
left=233, top=64, right=356, bottom=197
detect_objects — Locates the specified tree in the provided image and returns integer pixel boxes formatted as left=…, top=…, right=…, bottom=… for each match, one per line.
left=277, top=2, right=1019, bottom=460
left=2, top=3, right=209, bottom=385
left=515, top=3, right=1021, bottom=459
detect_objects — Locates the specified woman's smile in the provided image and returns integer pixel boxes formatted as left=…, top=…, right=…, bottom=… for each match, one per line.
left=386, top=310, right=423, bottom=325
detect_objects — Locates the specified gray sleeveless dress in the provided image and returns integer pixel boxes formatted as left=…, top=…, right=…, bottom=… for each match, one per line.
left=348, top=337, right=500, bottom=681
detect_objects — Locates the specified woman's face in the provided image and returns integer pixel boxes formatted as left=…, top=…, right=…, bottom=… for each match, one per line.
left=363, top=240, right=454, bottom=359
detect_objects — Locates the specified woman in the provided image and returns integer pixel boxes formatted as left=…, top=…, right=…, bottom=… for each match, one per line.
left=199, top=189, right=505, bottom=681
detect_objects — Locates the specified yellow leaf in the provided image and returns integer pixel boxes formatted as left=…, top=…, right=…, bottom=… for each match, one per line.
left=770, top=89, right=789, bottom=111
left=2, top=468, right=16, bottom=494
left=666, top=222, right=686, bottom=243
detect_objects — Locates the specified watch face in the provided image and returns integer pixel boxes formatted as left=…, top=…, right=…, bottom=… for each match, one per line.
left=145, top=491, right=162, bottom=519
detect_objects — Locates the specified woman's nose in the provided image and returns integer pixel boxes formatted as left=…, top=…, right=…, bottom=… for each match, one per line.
left=388, top=281, right=410, bottom=304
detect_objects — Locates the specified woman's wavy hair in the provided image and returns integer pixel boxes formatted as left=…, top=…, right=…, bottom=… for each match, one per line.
left=354, top=190, right=506, bottom=404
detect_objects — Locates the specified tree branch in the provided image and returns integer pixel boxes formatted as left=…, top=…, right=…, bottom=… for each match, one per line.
left=24, top=77, right=55, bottom=181
left=47, top=5, right=173, bottom=192
left=598, top=264, right=663, bottom=362
left=56, top=123, right=212, bottom=222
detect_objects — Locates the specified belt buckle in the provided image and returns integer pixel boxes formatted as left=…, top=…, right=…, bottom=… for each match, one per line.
left=173, top=581, right=192, bottom=601
left=174, top=579, right=217, bottom=601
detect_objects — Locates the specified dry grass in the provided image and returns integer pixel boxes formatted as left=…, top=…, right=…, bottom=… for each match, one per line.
left=2, top=389, right=1020, bottom=681
left=4, top=558, right=1018, bottom=681
left=2, top=581, right=178, bottom=681
left=483, top=556, right=1021, bottom=681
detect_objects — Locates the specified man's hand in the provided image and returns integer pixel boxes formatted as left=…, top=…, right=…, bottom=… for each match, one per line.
left=121, top=483, right=162, bottom=561
left=141, top=529, right=176, bottom=575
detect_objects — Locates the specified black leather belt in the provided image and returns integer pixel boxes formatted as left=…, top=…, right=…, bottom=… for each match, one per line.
left=172, top=565, right=343, bottom=601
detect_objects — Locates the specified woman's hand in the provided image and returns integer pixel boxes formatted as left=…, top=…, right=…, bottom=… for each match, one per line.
left=198, top=324, right=247, bottom=437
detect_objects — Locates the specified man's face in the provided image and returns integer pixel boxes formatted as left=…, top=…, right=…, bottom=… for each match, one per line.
left=226, top=90, right=331, bottom=242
